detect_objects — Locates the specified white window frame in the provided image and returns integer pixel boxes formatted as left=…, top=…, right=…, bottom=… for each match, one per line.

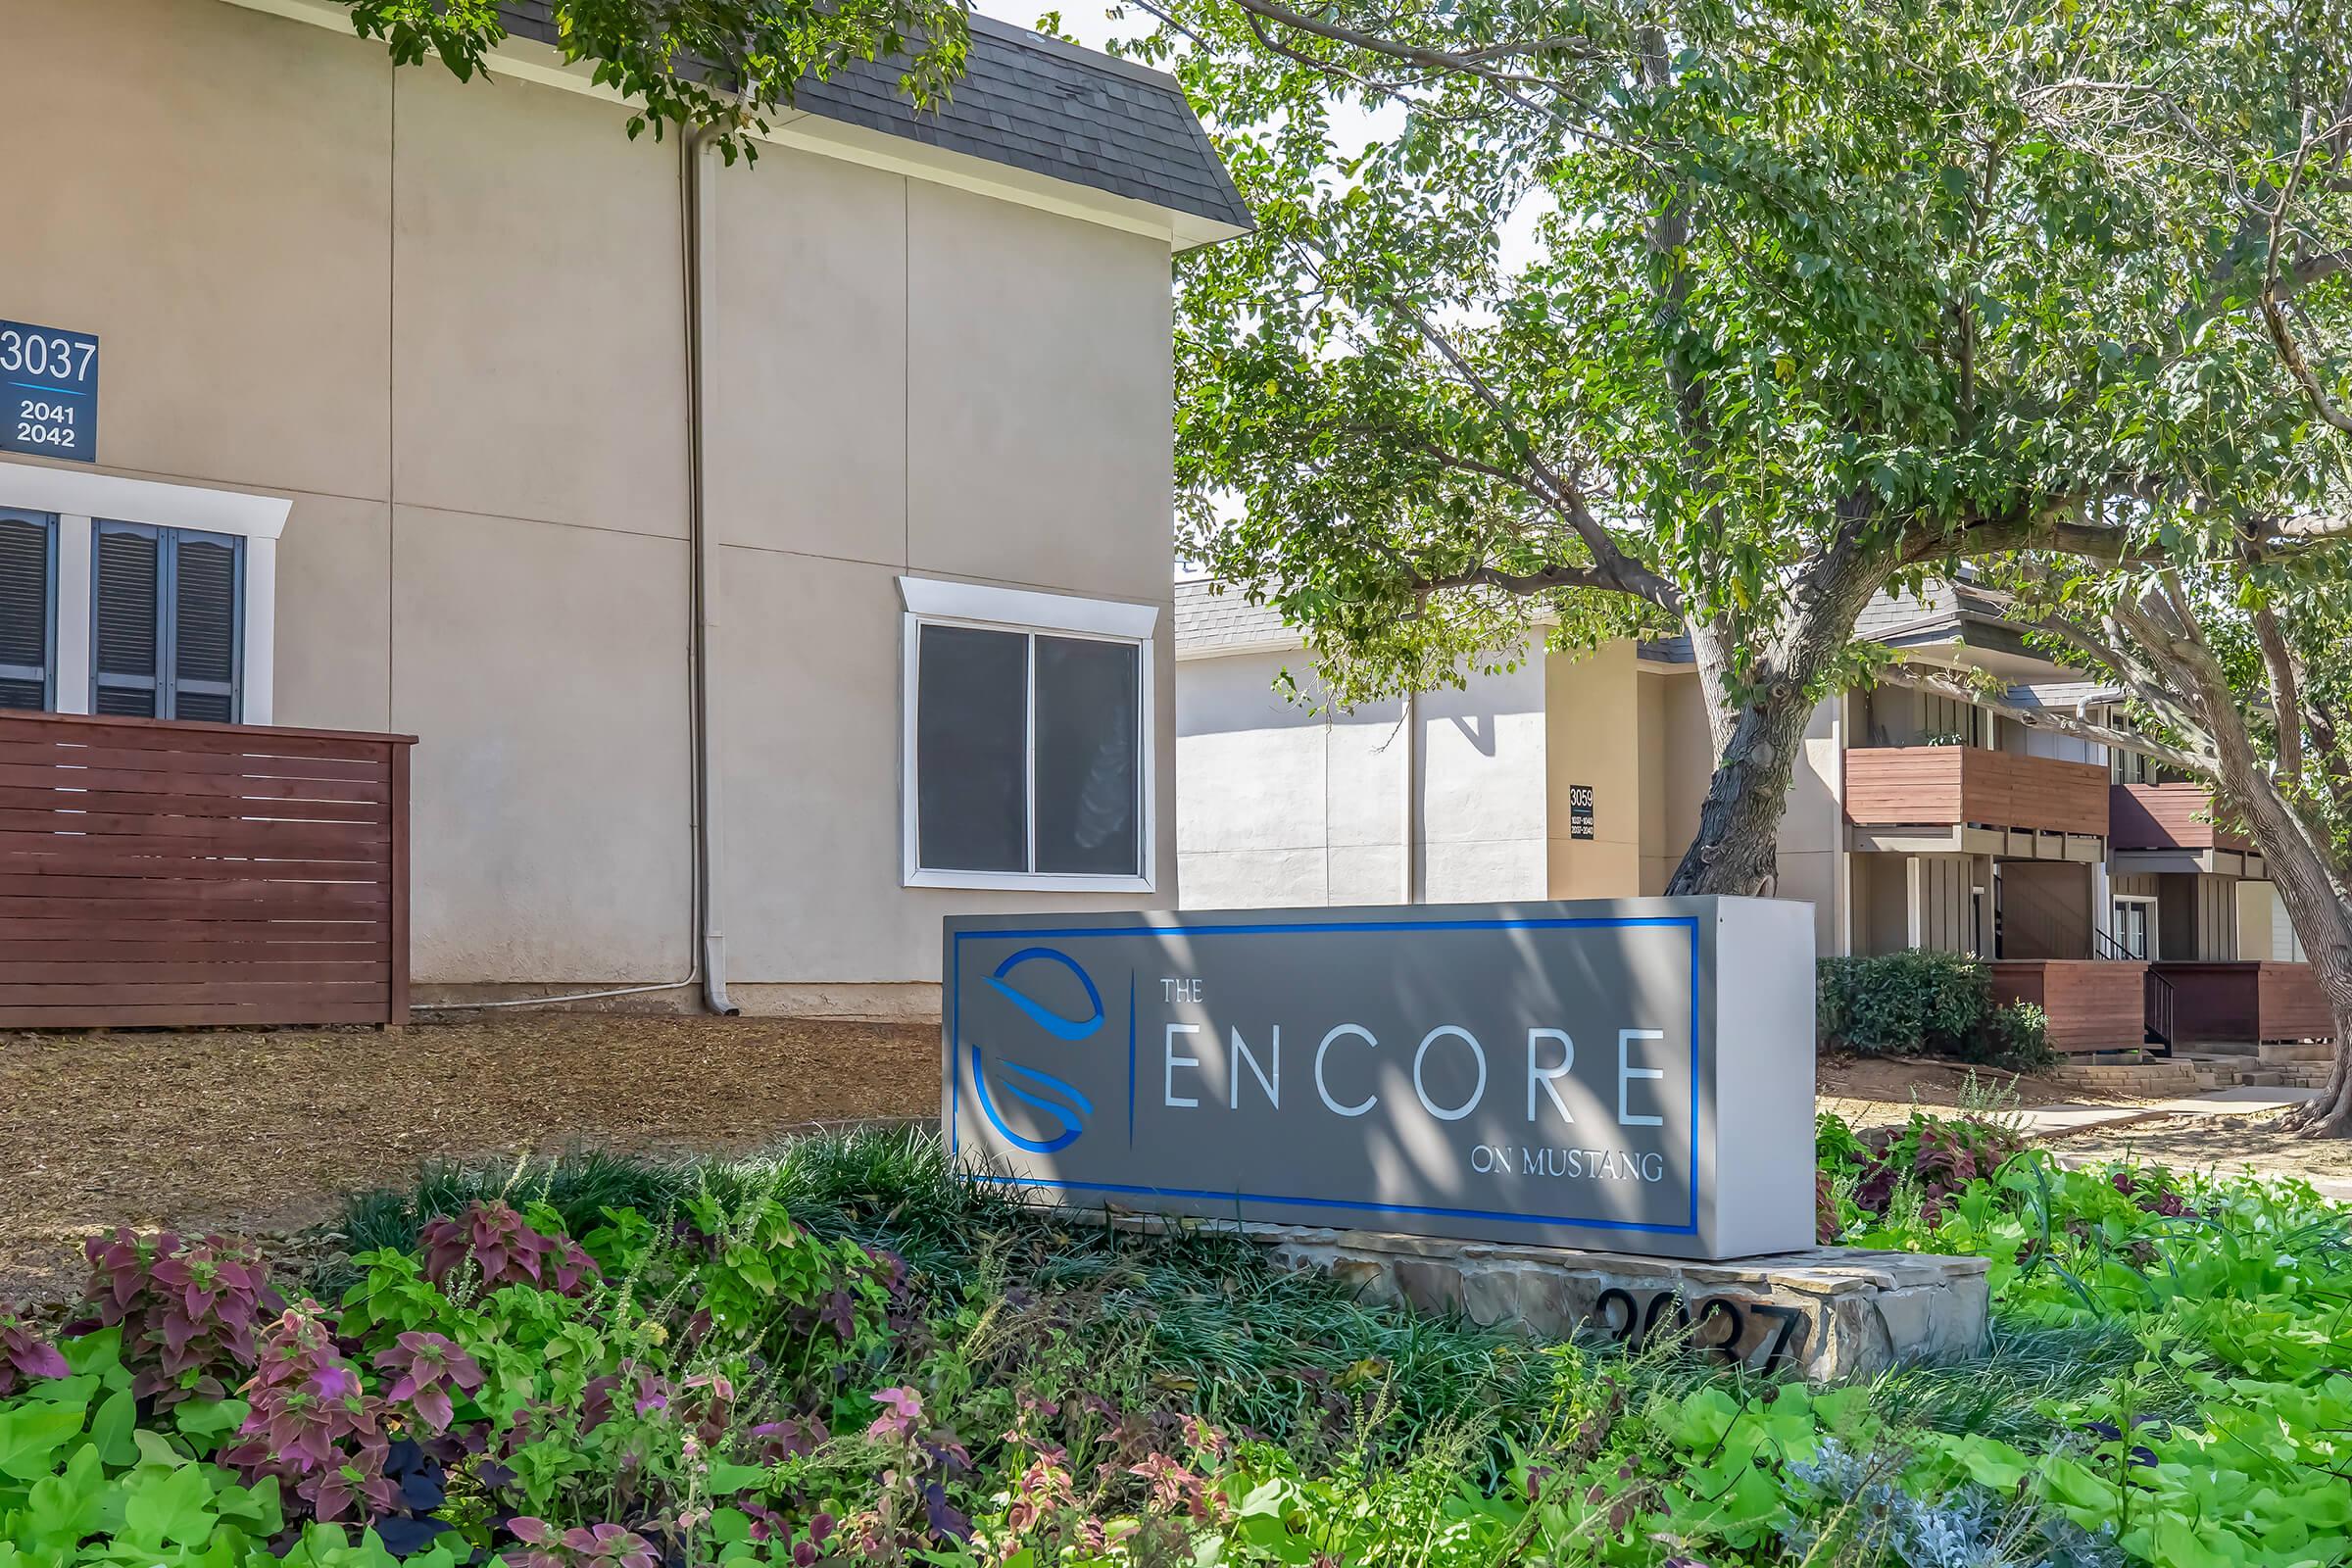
left=2112, top=894, right=2158, bottom=961
left=0, top=459, right=287, bottom=723
left=898, top=575, right=1158, bottom=893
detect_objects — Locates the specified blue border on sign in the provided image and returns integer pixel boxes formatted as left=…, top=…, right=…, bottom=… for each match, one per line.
left=950, top=914, right=1703, bottom=1237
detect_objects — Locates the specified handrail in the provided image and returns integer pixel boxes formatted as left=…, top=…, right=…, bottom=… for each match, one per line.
left=2142, top=968, right=2176, bottom=1054
left=2096, top=923, right=2180, bottom=1054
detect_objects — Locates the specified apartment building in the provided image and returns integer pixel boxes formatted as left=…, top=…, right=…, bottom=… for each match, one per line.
left=1176, top=580, right=2327, bottom=1054
left=0, top=0, right=1248, bottom=1025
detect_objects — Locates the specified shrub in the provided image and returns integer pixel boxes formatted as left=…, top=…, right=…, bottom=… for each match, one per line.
left=1818, top=953, right=2057, bottom=1069
left=1977, top=1001, right=2060, bottom=1072
left=1819, top=951, right=1990, bottom=1056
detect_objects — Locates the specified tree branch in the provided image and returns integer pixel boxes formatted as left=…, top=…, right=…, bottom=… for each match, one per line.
left=1222, top=0, right=1580, bottom=86
left=1353, top=272, right=1684, bottom=612
left=1880, top=663, right=2205, bottom=772
left=1407, top=560, right=1623, bottom=595
left=2247, top=577, right=2306, bottom=782
left=2259, top=129, right=2352, bottom=436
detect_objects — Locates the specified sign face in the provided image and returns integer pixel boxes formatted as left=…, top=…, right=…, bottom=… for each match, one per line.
left=943, top=898, right=1816, bottom=1261
left=1, top=320, right=99, bottom=463
left=1569, top=784, right=1595, bottom=840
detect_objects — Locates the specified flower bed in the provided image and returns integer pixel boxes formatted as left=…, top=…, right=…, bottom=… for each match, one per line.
left=1, top=1125, right=2346, bottom=1567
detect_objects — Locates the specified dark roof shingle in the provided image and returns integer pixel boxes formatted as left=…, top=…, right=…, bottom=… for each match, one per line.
left=495, top=4, right=1249, bottom=235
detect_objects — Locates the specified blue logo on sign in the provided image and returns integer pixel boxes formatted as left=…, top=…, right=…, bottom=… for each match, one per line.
left=971, top=947, right=1102, bottom=1153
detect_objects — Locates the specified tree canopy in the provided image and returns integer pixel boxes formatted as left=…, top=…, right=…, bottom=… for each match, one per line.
left=343, top=0, right=969, bottom=161
left=1140, top=0, right=2352, bottom=891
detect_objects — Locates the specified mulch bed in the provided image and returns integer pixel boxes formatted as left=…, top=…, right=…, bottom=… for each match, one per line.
left=0, top=1012, right=939, bottom=1307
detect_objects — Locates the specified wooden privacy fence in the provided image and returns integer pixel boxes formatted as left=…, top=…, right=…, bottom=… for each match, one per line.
left=0, top=710, right=415, bottom=1028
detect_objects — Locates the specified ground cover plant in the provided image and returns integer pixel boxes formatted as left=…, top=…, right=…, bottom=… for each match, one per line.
left=2, top=1124, right=2346, bottom=1567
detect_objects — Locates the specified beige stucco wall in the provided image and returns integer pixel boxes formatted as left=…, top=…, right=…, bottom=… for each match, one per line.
left=2236, top=880, right=2306, bottom=961
left=1544, top=644, right=1642, bottom=898
left=1174, top=650, right=1546, bottom=907
left=0, top=0, right=1181, bottom=1004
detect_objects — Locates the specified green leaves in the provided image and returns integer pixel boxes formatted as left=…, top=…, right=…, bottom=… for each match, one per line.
left=1159, top=0, right=2352, bottom=767
left=341, top=0, right=968, bottom=166
left=0, top=1398, right=85, bottom=1483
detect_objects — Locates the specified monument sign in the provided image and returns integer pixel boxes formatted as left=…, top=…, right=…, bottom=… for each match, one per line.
left=941, top=897, right=1815, bottom=1261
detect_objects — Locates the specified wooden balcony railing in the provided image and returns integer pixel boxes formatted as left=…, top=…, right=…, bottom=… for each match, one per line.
left=0, top=710, right=416, bottom=1028
left=1987, top=960, right=2148, bottom=1054
left=2110, top=782, right=2251, bottom=853
left=2150, top=961, right=2332, bottom=1046
left=1844, top=746, right=2109, bottom=838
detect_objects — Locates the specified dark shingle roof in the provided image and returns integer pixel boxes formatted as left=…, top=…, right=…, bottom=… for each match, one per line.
left=495, top=5, right=1250, bottom=237
left=1174, top=578, right=1295, bottom=655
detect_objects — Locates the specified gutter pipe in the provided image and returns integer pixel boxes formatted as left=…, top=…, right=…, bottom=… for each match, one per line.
left=417, top=130, right=738, bottom=1016
left=685, top=129, right=740, bottom=1015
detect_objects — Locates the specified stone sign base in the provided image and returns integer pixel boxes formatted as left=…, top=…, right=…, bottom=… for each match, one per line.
left=1258, top=1228, right=1989, bottom=1383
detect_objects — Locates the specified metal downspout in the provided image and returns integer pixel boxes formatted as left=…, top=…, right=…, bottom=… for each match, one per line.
left=686, top=130, right=740, bottom=1015
left=1401, top=690, right=1421, bottom=904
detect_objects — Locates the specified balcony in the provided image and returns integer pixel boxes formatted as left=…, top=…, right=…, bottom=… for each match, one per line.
left=2150, top=961, right=2332, bottom=1047
left=1987, top=960, right=2148, bottom=1054
left=0, top=710, right=416, bottom=1029
left=2110, top=782, right=2247, bottom=851
left=2108, top=782, right=2262, bottom=876
left=1845, top=746, right=2109, bottom=852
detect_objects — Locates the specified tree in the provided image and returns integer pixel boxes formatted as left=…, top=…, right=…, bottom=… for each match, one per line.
left=342, top=0, right=967, bottom=161
left=1142, top=0, right=2352, bottom=893
left=1970, top=538, right=2345, bottom=1133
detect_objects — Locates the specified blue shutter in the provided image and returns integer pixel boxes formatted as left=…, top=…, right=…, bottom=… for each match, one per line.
left=92, top=522, right=243, bottom=721
left=92, top=520, right=162, bottom=715
left=0, top=509, right=57, bottom=710
left=169, top=529, right=241, bottom=722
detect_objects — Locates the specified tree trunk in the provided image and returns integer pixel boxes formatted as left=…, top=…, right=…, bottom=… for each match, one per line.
left=1666, top=521, right=1892, bottom=897
left=2110, top=590, right=2352, bottom=1134
left=2229, top=797, right=2352, bottom=1135
left=2230, top=785, right=2352, bottom=1134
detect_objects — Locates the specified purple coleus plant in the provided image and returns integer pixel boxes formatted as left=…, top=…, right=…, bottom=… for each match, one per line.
left=507, top=1519, right=660, bottom=1568
left=78, top=1230, right=280, bottom=1405
left=372, top=1330, right=485, bottom=1434
left=220, top=1301, right=396, bottom=1523
left=0, top=1306, right=70, bottom=1396
left=419, top=1202, right=599, bottom=1297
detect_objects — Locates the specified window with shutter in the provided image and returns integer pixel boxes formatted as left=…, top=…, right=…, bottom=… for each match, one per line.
left=91, top=520, right=241, bottom=721
left=0, top=509, right=56, bottom=710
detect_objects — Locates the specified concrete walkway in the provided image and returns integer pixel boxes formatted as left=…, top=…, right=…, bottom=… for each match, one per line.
left=2018, top=1087, right=2352, bottom=1204
left=2012, top=1084, right=2316, bottom=1138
